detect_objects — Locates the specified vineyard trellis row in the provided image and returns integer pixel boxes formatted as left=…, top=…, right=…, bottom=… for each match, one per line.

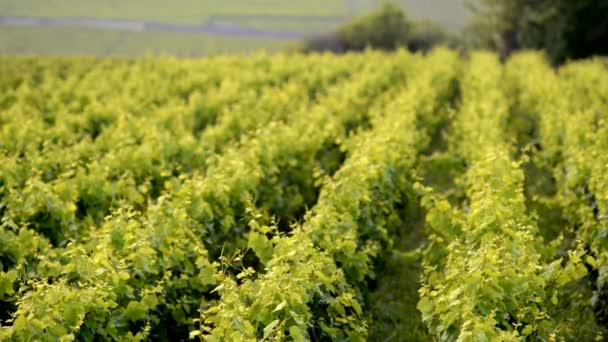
left=0, top=49, right=607, bottom=341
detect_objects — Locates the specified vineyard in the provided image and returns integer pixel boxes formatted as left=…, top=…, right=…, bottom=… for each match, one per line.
left=0, top=49, right=607, bottom=341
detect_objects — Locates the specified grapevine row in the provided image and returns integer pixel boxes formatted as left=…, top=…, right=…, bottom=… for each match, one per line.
left=418, top=52, right=588, bottom=340
left=0, top=51, right=409, bottom=340
left=201, top=49, right=460, bottom=341
left=504, top=52, right=608, bottom=336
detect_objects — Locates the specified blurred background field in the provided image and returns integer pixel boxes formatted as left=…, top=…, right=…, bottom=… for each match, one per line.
left=0, top=26, right=294, bottom=56
left=0, top=0, right=468, bottom=56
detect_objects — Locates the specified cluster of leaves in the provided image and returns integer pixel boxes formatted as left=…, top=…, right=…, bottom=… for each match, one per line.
left=1, top=48, right=607, bottom=341
left=418, top=52, right=608, bottom=340
left=198, top=49, right=460, bottom=340
left=504, top=52, right=608, bottom=338
left=0, top=50, right=414, bottom=340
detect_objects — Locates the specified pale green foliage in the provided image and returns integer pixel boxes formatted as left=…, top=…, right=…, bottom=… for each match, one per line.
left=418, top=52, right=606, bottom=341
left=199, top=48, right=460, bottom=340
left=0, top=49, right=607, bottom=341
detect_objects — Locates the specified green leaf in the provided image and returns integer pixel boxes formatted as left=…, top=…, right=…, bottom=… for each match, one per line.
left=263, top=319, right=280, bottom=338
left=63, top=304, right=81, bottom=327
left=118, top=271, right=130, bottom=280
left=289, top=326, right=306, bottom=342
left=142, top=294, right=158, bottom=309
left=0, top=270, right=18, bottom=297
left=124, top=301, right=148, bottom=322
left=248, top=232, right=273, bottom=264
left=199, top=266, right=216, bottom=285
left=189, top=330, right=201, bottom=339
left=585, top=255, right=598, bottom=269
left=417, top=297, right=434, bottom=318
left=273, top=300, right=287, bottom=312
left=522, top=324, right=535, bottom=336
left=210, top=284, right=224, bottom=294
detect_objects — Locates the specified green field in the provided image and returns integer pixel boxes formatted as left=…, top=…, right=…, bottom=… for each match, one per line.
left=1, top=49, right=607, bottom=341
left=0, top=0, right=467, bottom=29
left=0, top=0, right=348, bottom=23
left=0, top=0, right=468, bottom=56
left=0, top=26, right=294, bottom=57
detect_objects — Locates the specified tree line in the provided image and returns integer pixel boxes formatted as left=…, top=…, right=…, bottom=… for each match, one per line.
left=302, top=1, right=608, bottom=64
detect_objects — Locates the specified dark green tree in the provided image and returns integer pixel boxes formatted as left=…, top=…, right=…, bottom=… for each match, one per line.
left=553, top=0, right=608, bottom=62
left=464, top=0, right=608, bottom=64
left=337, top=3, right=411, bottom=51
left=301, top=2, right=455, bottom=54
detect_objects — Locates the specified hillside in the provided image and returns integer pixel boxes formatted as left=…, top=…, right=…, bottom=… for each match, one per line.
left=0, top=0, right=468, bottom=56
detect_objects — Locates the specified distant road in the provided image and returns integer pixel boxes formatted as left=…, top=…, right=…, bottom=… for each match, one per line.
left=0, top=15, right=316, bottom=39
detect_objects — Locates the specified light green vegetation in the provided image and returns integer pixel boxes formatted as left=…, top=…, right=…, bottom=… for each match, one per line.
left=0, top=0, right=467, bottom=29
left=0, top=0, right=468, bottom=56
left=1, top=49, right=607, bottom=341
left=0, top=26, right=295, bottom=57
left=0, top=0, right=348, bottom=23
